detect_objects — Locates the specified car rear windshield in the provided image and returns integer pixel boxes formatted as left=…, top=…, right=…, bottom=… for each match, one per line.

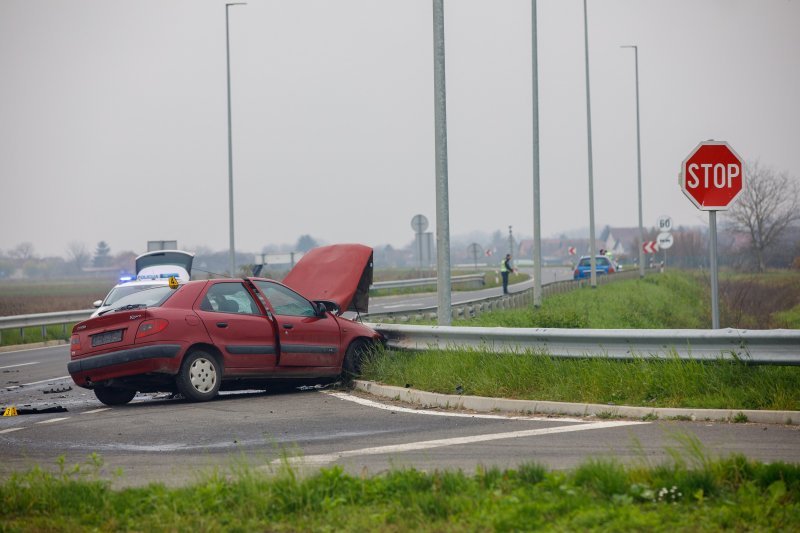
left=103, top=283, right=164, bottom=306
left=578, top=257, right=610, bottom=267
left=107, top=286, right=175, bottom=310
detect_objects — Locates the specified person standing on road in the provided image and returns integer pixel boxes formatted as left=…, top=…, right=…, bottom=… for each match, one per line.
left=500, top=253, right=517, bottom=295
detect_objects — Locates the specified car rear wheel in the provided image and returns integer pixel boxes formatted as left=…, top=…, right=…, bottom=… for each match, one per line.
left=176, top=350, right=221, bottom=402
left=94, top=386, right=136, bottom=406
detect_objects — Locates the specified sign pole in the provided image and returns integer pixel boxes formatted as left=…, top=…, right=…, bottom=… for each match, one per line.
left=709, top=210, right=720, bottom=329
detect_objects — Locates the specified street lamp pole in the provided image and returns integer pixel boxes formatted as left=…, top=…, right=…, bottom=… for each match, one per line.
left=226, top=2, right=246, bottom=277
left=582, top=0, right=597, bottom=287
left=621, top=44, right=645, bottom=279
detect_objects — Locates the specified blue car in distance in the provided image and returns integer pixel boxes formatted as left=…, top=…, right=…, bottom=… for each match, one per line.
left=573, top=256, right=617, bottom=280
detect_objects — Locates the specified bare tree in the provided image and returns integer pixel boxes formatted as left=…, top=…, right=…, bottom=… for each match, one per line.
left=725, top=161, right=800, bottom=272
left=9, top=242, right=35, bottom=261
left=66, top=241, right=91, bottom=272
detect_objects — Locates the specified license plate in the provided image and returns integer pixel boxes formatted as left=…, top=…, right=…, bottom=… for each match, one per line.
left=91, top=329, right=124, bottom=347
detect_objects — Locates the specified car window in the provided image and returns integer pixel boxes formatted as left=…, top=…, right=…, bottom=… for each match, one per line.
left=578, top=258, right=591, bottom=267
left=598, top=257, right=610, bottom=266
left=107, top=286, right=174, bottom=309
left=253, top=280, right=316, bottom=317
left=103, top=283, right=163, bottom=306
left=200, top=283, right=260, bottom=315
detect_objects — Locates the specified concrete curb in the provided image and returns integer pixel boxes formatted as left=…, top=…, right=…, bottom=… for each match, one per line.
left=0, top=340, right=67, bottom=354
left=353, top=380, right=799, bottom=426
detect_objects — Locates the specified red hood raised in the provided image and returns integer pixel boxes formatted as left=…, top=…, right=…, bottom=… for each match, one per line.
left=282, top=244, right=373, bottom=314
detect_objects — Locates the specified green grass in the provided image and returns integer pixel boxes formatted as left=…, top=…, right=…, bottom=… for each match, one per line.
left=0, top=323, right=76, bottom=347
left=361, top=347, right=800, bottom=410
left=2, top=447, right=798, bottom=531
left=357, top=271, right=800, bottom=410
left=456, top=272, right=709, bottom=329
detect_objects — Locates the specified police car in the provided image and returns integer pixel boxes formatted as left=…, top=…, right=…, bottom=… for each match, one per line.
left=91, top=250, right=194, bottom=317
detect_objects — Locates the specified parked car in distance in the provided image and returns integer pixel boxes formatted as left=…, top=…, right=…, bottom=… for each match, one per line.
left=69, top=244, right=381, bottom=406
left=91, top=250, right=194, bottom=317
left=573, top=255, right=618, bottom=280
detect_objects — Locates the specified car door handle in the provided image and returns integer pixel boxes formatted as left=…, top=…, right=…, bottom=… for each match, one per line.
left=216, top=322, right=228, bottom=328
left=282, top=324, right=293, bottom=329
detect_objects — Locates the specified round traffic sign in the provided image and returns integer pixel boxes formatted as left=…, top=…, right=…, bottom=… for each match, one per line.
left=411, top=214, right=429, bottom=233
left=657, top=232, right=674, bottom=250
left=680, top=141, right=744, bottom=211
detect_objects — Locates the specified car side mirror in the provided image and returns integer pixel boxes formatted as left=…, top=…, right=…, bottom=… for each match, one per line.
left=93, top=300, right=103, bottom=308
left=314, top=300, right=340, bottom=317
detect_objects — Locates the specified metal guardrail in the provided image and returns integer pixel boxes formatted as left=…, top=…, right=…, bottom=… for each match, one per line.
left=372, top=273, right=486, bottom=291
left=0, top=309, right=93, bottom=343
left=366, top=270, right=641, bottom=322
left=368, top=323, right=800, bottom=365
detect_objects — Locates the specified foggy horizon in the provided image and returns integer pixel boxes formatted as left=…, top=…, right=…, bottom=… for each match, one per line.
left=2, top=1, right=798, bottom=259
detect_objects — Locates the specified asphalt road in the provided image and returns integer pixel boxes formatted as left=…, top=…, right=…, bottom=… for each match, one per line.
left=2, top=344, right=798, bottom=488
left=367, top=266, right=572, bottom=315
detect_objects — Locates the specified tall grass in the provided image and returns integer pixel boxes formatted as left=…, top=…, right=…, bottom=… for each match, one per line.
left=361, top=347, right=800, bottom=410
left=2, top=448, right=798, bottom=531
left=458, top=272, right=709, bottom=329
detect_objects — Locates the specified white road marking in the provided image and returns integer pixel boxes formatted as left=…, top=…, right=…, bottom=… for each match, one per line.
left=327, top=391, right=588, bottom=423
left=22, top=375, right=71, bottom=387
left=274, top=420, right=648, bottom=467
left=36, top=417, right=70, bottom=424
left=0, top=362, right=39, bottom=370
left=82, top=408, right=111, bottom=414
left=0, top=427, right=25, bottom=434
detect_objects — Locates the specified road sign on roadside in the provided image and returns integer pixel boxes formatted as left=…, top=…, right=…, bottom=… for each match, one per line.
left=657, top=215, right=673, bottom=232
left=642, top=241, right=658, bottom=254
left=680, top=141, right=744, bottom=211
left=680, top=140, right=745, bottom=329
left=568, top=246, right=576, bottom=256
left=657, top=232, right=674, bottom=250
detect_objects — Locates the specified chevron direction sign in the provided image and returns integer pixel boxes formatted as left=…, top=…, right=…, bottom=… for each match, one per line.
left=642, top=241, right=659, bottom=254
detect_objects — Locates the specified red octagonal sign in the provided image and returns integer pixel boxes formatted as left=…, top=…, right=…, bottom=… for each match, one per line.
left=680, top=141, right=744, bottom=211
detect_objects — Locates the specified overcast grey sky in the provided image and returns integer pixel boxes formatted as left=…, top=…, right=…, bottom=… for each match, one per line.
left=1, top=0, right=798, bottom=258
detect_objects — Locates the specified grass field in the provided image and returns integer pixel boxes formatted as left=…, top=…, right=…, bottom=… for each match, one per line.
left=361, top=271, right=800, bottom=411
left=2, top=442, right=798, bottom=531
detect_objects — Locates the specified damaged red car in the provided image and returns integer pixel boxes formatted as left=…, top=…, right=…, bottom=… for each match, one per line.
left=68, top=244, right=381, bottom=406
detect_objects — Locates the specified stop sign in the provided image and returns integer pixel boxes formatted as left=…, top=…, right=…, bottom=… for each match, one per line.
left=680, top=141, right=744, bottom=210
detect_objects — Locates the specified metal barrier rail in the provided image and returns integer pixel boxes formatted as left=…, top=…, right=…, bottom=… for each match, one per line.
left=372, top=273, right=486, bottom=291
left=368, top=323, right=800, bottom=365
left=0, top=309, right=94, bottom=343
left=366, top=269, right=642, bottom=322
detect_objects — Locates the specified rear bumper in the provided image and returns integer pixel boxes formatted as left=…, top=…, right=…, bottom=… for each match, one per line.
left=68, top=344, right=183, bottom=386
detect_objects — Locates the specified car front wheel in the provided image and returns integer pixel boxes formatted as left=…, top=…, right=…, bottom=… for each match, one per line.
left=94, top=386, right=136, bottom=406
left=176, top=350, right=221, bottom=402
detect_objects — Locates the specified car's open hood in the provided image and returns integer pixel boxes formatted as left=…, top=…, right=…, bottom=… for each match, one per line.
left=282, top=244, right=373, bottom=314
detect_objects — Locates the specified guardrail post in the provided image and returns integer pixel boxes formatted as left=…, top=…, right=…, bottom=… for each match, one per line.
left=41, top=325, right=46, bottom=340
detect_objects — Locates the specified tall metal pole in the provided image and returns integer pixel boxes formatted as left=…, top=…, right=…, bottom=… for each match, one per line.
left=508, top=225, right=514, bottom=256
left=709, top=211, right=720, bottom=329
left=432, top=0, right=452, bottom=326
left=225, top=3, right=245, bottom=278
left=622, top=45, right=645, bottom=279
left=531, top=0, right=542, bottom=307
left=582, top=0, right=597, bottom=287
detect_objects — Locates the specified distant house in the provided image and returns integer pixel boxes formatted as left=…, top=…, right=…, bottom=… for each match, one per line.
left=598, top=226, right=641, bottom=259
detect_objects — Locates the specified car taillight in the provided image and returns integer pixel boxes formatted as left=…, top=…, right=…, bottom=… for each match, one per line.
left=608, top=265, right=615, bottom=274
left=70, top=334, right=80, bottom=351
left=136, top=319, right=169, bottom=339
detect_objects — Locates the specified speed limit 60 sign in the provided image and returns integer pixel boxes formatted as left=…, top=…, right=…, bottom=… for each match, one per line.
left=680, top=141, right=744, bottom=211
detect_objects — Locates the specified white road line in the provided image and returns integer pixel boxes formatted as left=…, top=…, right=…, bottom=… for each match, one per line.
left=82, top=408, right=111, bottom=414
left=22, top=375, right=71, bottom=387
left=327, top=391, right=588, bottom=423
left=36, top=417, right=70, bottom=424
left=0, top=362, right=39, bottom=370
left=274, top=420, right=648, bottom=467
left=0, top=427, right=25, bottom=434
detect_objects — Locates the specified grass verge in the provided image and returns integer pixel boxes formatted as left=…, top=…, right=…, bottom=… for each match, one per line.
left=361, top=347, right=800, bottom=411
left=2, top=444, right=798, bottom=531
